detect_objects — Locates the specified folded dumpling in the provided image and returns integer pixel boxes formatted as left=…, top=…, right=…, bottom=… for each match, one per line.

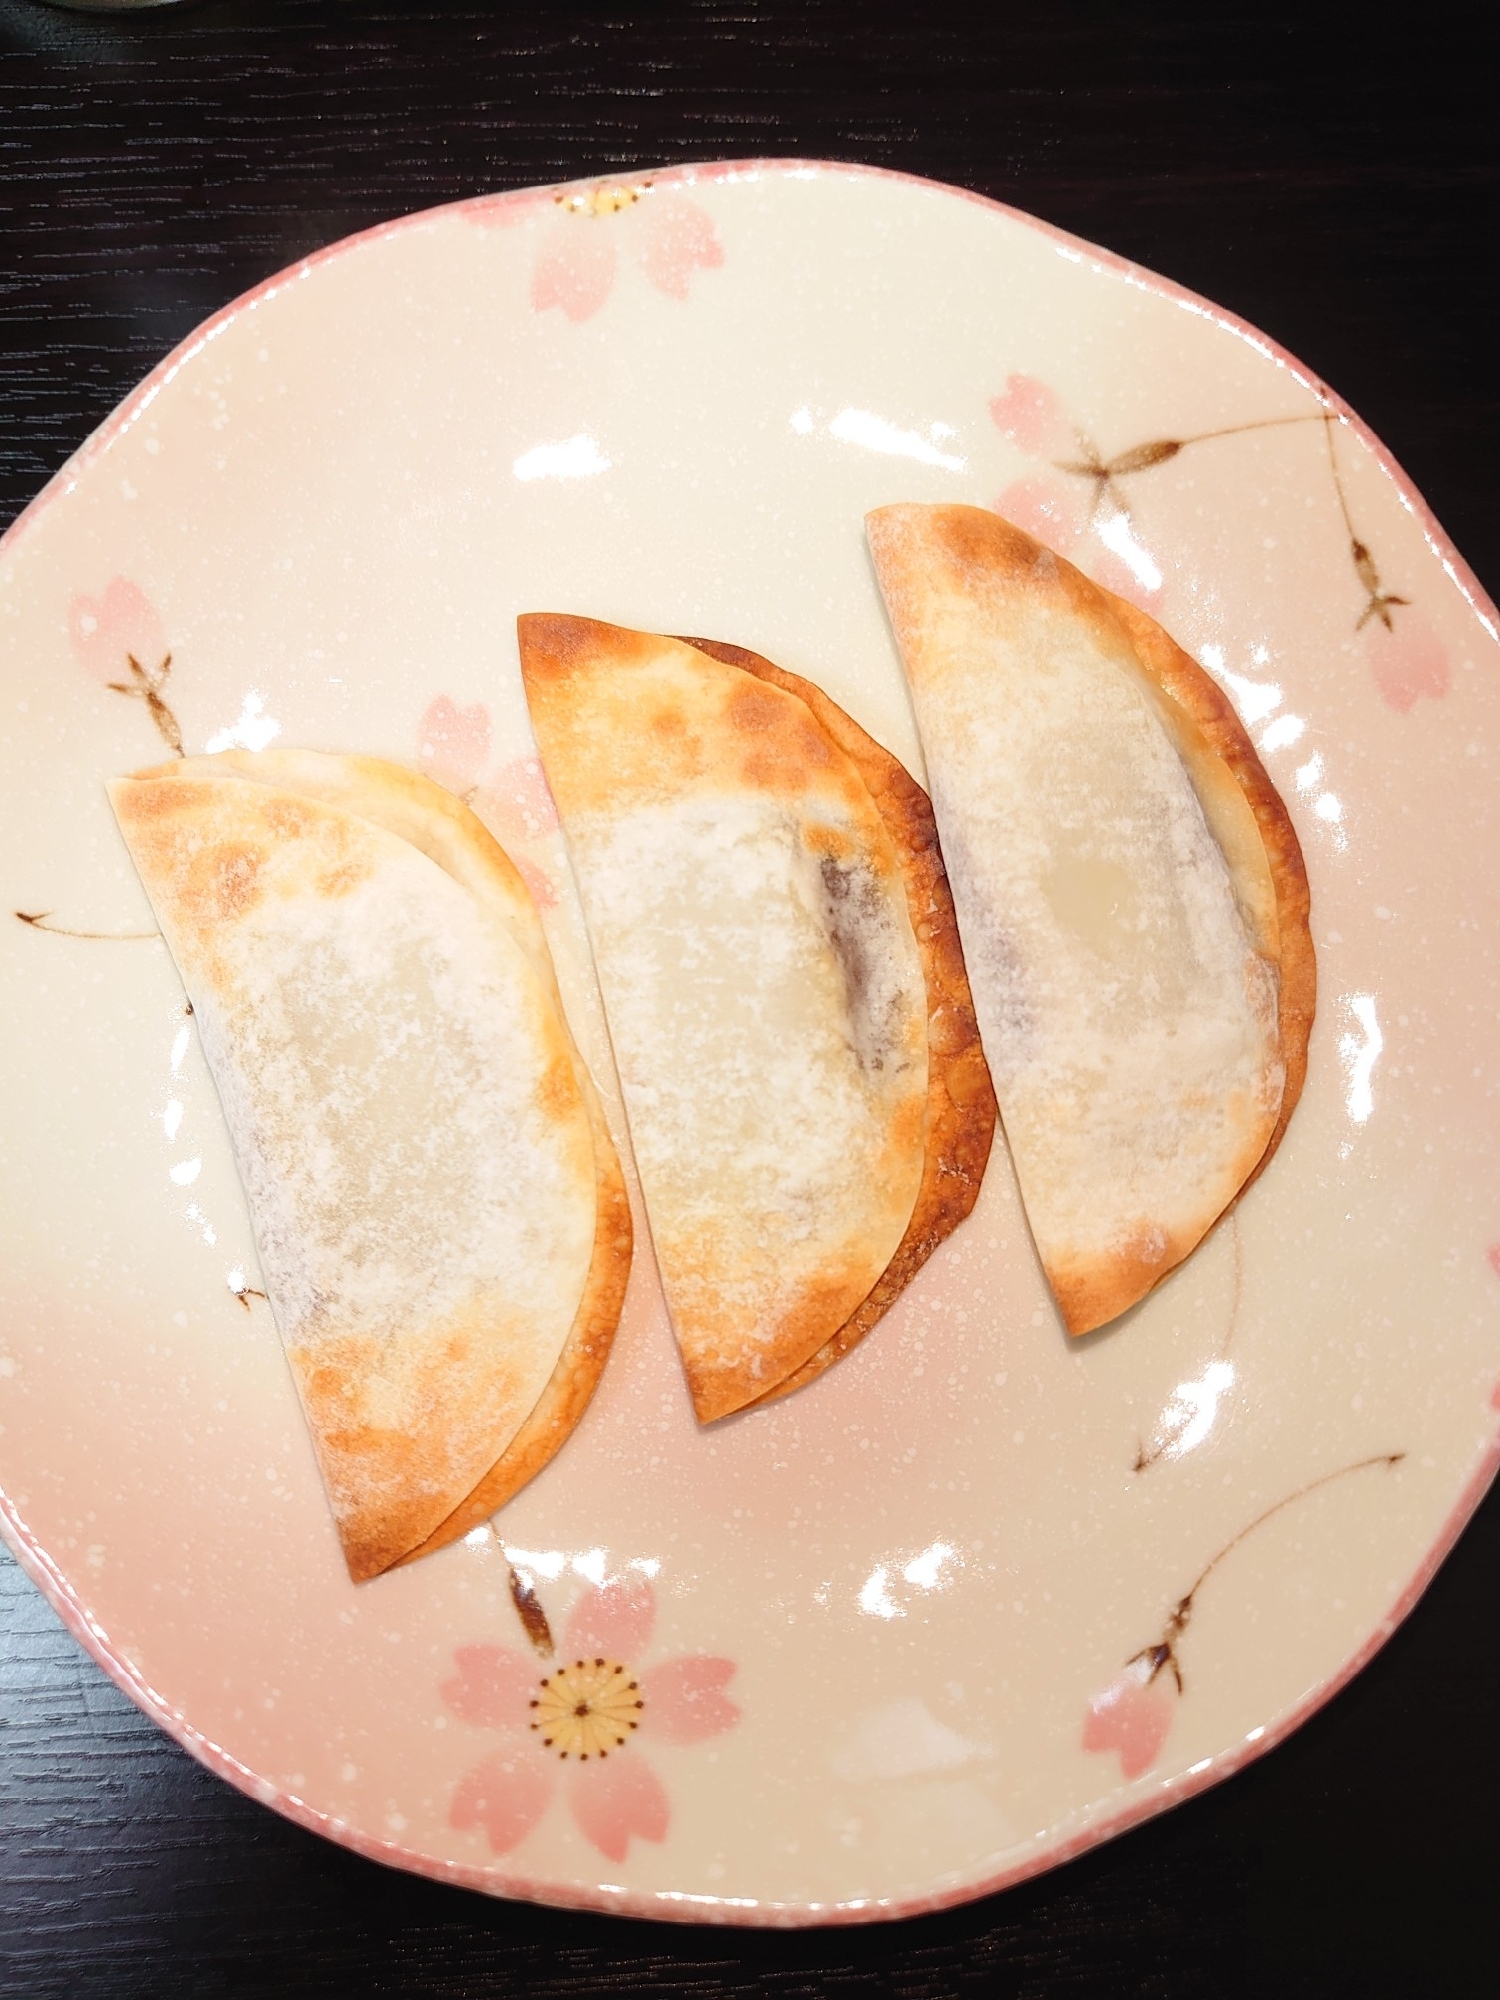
left=866, top=504, right=1314, bottom=1335
left=676, top=637, right=996, bottom=1406
left=519, top=616, right=962, bottom=1421
left=109, top=750, right=630, bottom=1579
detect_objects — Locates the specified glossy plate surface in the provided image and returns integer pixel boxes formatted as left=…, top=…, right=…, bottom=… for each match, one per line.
left=1, top=162, right=1497, bottom=1924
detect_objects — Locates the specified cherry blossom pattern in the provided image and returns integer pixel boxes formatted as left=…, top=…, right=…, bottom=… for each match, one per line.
left=1083, top=1452, right=1404, bottom=1781
left=1082, top=1658, right=1176, bottom=1781
left=1364, top=612, right=1451, bottom=713
left=418, top=694, right=492, bottom=794
left=69, top=575, right=182, bottom=754
left=19, top=577, right=181, bottom=938
left=473, top=754, right=560, bottom=850
left=989, top=381, right=1446, bottom=705
left=989, top=373, right=1336, bottom=612
left=1319, top=419, right=1450, bottom=712
left=988, top=373, right=1170, bottom=612
left=992, top=372, right=1329, bottom=529
left=442, top=1573, right=740, bottom=1864
left=988, top=372, right=1075, bottom=462
left=415, top=695, right=560, bottom=907
left=526, top=180, right=725, bottom=324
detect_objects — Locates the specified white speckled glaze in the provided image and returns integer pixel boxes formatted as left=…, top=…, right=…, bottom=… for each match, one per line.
left=0, top=162, right=1497, bottom=1924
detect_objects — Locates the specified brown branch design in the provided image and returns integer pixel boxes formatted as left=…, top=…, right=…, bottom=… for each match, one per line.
left=1054, top=413, right=1325, bottom=523
left=1323, top=417, right=1410, bottom=632
left=20, top=640, right=181, bottom=942
left=1128, top=1451, right=1404, bottom=1693
left=1052, top=409, right=1411, bottom=636
left=15, top=910, right=157, bottom=941
left=509, top=1565, right=556, bottom=1658
left=106, top=650, right=184, bottom=756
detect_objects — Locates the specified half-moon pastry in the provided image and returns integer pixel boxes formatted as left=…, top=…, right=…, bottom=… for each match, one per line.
left=676, top=637, right=996, bottom=1406
left=109, top=750, right=630, bottom=1579
left=518, top=616, right=940, bottom=1421
left=866, top=504, right=1314, bottom=1335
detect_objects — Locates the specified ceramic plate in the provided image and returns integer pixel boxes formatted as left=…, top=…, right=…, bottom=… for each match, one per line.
left=1, top=162, right=1497, bottom=1926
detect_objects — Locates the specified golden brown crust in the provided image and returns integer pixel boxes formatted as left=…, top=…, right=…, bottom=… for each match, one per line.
left=397, top=1139, right=632, bottom=1564
left=517, top=614, right=870, bottom=824
left=1045, top=1226, right=1190, bottom=1340
left=166, top=749, right=565, bottom=1004
left=1095, top=591, right=1316, bottom=1185
left=287, top=1314, right=531, bottom=1584
left=282, top=759, right=632, bottom=1567
left=678, top=637, right=998, bottom=1403
left=867, top=503, right=1314, bottom=1334
left=685, top=1257, right=890, bottom=1423
left=519, top=616, right=934, bottom=1421
left=120, top=751, right=630, bottom=1577
left=862, top=509, right=1312, bottom=1180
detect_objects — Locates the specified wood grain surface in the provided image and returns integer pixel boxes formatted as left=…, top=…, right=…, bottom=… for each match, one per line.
left=1, top=3, right=1496, bottom=1993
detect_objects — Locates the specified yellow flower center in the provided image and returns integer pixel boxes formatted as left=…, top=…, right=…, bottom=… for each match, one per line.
left=556, top=182, right=648, bottom=217
left=530, top=1657, right=643, bottom=1759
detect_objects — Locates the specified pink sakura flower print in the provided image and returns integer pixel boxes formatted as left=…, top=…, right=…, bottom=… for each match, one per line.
left=989, top=372, right=1075, bottom=461
left=69, top=575, right=182, bottom=754
left=443, top=1573, right=740, bottom=1864
left=471, top=753, right=559, bottom=847
left=1488, top=1243, right=1500, bottom=1282
left=418, top=694, right=492, bottom=795
left=993, top=472, right=1164, bottom=615
left=529, top=181, right=724, bottom=325
left=471, top=756, right=562, bottom=910
left=992, top=473, right=1088, bottom=558
left=69, top=575, right=167, bottom=685
left=988, top=373, right=1166, bottom=614
left=1319, top=417, right=1444, bottom=689
left=1363, top=605, right=1450, bottom=713
left=415, top=698, right=560, bottom=908
left=992, top=385, right=1439, bottom=688
left=1085, top=1453, right=1402, bottom=1784
left=1082, top=1655, right=1178, bottom=1781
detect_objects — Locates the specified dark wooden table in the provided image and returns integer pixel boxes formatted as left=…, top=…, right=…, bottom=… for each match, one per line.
left=2, top=4, right=1496, bottom=1993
